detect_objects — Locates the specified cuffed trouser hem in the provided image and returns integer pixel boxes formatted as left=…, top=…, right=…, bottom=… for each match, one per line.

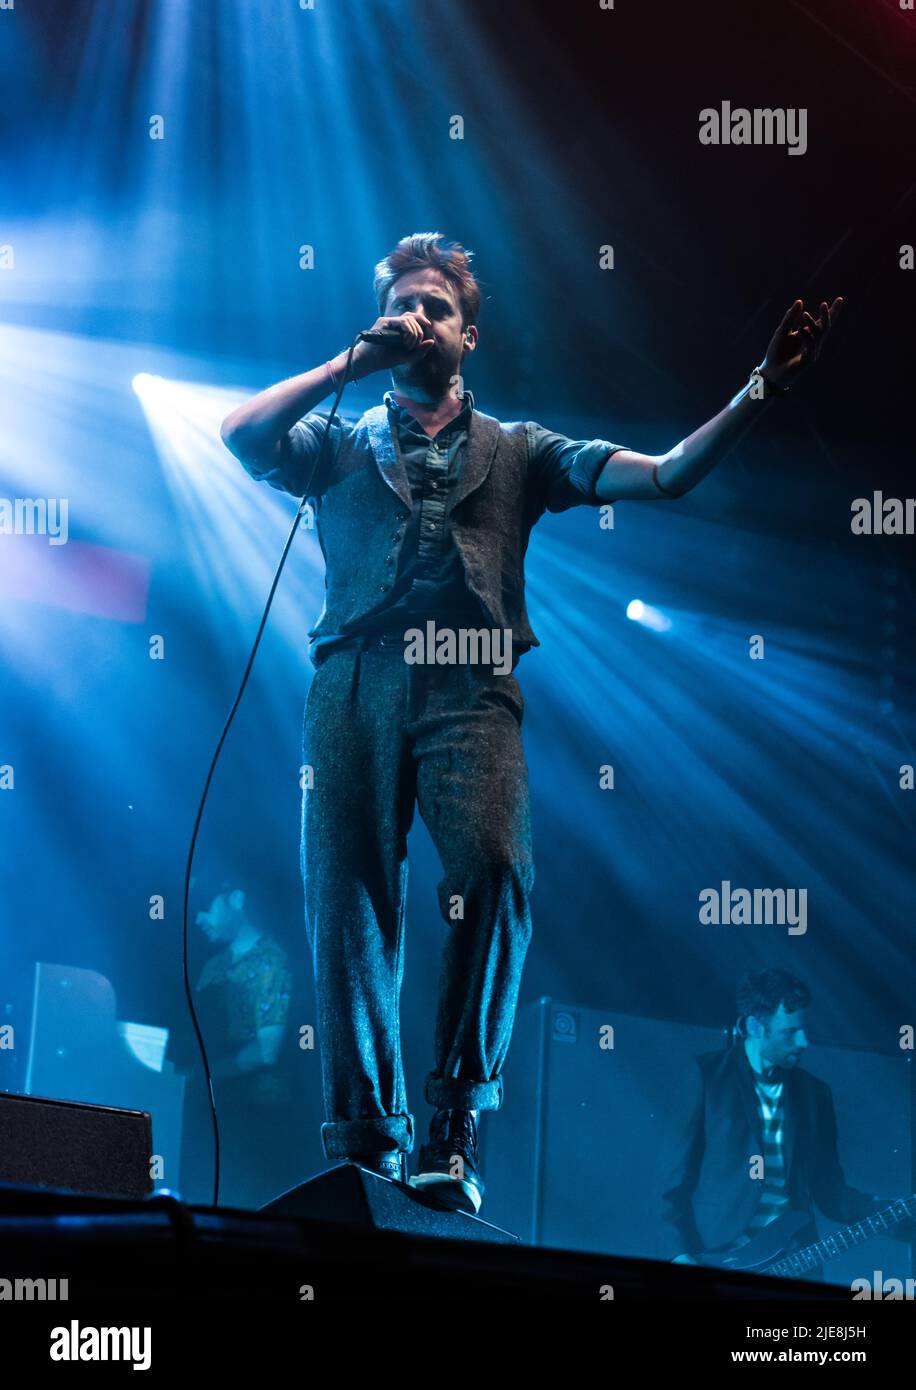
left=320, top=1113, right=415, bottom=1160
left=424, top=1072, right=504, bottom=1112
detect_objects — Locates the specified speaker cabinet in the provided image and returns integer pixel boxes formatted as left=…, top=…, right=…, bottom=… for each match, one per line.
left=0, top=1091, right=153, bottom=1199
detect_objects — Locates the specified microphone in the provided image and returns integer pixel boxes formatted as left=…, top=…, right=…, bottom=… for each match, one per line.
left=358, top=328, right=406, bottom=344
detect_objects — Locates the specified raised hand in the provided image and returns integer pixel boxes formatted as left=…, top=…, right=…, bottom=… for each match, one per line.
left=761, top=297, right=843, bottom=389
left=351, top=311, right=436, bottom=379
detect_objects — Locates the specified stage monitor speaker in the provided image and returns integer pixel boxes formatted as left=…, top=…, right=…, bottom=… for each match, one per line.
left=261, top=1163, right=517, bottom=1243
left=0, top=1091, right=153, bottom=1199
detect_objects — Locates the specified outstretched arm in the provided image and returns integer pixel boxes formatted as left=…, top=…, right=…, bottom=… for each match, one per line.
left=595, top=298, right=843, bottom=502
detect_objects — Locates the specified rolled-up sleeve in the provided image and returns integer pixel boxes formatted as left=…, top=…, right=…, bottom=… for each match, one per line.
left=526, top=421, right=629, bottom=512
left=243, top=411, right=343, bottom=499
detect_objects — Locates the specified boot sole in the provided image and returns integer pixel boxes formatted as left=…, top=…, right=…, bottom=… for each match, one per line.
left=408, top=1172, right=482, bottom=1215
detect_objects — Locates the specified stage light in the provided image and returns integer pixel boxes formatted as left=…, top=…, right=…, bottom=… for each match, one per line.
left=132, top=372, right=159, bottom=397
left=626, top=599, right=672, bottom=632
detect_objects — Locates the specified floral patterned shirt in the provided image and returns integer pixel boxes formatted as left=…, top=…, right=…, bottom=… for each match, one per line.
left=195, top=933, right=293, bottom=1104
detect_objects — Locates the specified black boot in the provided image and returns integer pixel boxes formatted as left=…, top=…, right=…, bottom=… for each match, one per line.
left=409, top=1109, right=484, bottom=1214
left=347, top=1151, right=407, bottom=1184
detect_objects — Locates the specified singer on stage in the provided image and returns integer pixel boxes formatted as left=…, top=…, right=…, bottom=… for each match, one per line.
left=220, top=233, right=840, bottom=1213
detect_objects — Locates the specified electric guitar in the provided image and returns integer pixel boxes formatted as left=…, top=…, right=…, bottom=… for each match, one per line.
left=699, top=1194, right=916, bottom=1277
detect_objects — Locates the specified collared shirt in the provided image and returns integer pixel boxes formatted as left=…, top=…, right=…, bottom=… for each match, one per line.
left=310, top=388, right=486, bottom=660
left=263, top=392, right=626, bottom=660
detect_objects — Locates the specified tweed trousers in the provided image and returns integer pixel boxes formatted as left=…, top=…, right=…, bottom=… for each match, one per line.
left=300, top=637, right=535, bottom=1161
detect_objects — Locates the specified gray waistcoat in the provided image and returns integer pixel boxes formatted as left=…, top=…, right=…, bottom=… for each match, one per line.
left=309, top=404, right=544, bottom=650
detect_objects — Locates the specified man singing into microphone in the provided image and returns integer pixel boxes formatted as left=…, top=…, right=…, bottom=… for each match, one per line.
left=220, top=232, right=840, bottom=1214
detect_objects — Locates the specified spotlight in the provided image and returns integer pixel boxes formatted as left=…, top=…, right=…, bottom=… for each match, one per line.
left=626, top=599, right=672, bottom=633
left=132, top=372, right=161, bottom=397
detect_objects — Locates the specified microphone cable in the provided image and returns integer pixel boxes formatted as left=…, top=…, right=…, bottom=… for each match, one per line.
left=180, top=335, right=360, bottom=1208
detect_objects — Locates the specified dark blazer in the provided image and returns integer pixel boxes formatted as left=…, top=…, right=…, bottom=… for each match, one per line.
left=659, top=1043, right=881, bottom=1259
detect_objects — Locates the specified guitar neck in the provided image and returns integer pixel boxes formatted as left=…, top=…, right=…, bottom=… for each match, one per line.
left=765, top=1195, right=916, bottom=1279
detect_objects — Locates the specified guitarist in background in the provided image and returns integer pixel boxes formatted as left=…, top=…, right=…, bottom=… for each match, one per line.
left=660, top=969, right=906, bottom=1276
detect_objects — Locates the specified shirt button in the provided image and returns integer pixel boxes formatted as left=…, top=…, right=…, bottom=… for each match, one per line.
left=427, top=522, right=437, bottom=531
left=429, top=481, right=439, bottom=491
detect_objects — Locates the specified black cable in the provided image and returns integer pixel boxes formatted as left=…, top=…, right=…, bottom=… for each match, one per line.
left=181, top=336, right=360, bottom=1208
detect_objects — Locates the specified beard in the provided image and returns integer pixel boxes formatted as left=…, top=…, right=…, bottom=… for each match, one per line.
left=390, top=346, right=454, bottom=400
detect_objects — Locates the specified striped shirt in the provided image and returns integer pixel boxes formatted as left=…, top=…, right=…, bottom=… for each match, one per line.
left=747, top=1073, right=790, bottom=1230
